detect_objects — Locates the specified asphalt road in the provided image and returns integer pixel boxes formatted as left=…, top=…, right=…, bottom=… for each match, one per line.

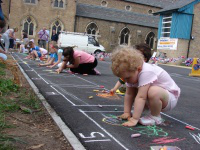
left=13, top=53, right=200, bottom=150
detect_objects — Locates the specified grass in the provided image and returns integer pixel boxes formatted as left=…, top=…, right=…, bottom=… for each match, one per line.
left=0, top=62, right=42, bottom=149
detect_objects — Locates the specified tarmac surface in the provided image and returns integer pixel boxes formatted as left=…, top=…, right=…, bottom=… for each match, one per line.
left=13, top=53, right=200, bottom=150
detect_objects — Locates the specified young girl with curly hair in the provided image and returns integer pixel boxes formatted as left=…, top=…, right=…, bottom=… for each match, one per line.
left=111, top=47, right=180, bottom=126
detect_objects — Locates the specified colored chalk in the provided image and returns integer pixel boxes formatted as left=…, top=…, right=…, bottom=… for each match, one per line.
left=83, top=74, right=88, bottom=76
left=99, top=85, right=104, bottom=88
left=93, top=90, right=99, bottom=92
left=98, top=104, right=102, bottom=108
left=185, top=125, right=195, bottom=130
left=115, top=108, right=118, bottom=111
left=88, top=96, right=93, bottom=99
left=131, top=133, right=141, bottom=138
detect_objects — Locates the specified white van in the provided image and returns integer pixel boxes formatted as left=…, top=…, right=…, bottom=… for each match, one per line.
left=58, top=31, right=105, bottom=54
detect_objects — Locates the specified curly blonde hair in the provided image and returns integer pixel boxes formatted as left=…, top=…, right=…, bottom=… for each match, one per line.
left=111, top=47, right=144, bottom=77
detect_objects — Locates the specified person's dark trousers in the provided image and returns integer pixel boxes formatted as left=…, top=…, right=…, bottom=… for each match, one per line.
left=70, top=58, right=98, bottom=75
left=9, top=39, right=14, bottom=49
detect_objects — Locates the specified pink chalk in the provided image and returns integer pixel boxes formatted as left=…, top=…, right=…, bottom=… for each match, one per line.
left=99, top=85, right=104, bottom=88
left=131, top=133, right=141, bottom=138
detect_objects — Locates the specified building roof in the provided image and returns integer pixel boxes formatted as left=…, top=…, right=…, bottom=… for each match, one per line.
left=154, top=0, right=195, bottom=14
left=76, top=3, right=159, bottom=28
left=124, top=0, right=179, bottom=8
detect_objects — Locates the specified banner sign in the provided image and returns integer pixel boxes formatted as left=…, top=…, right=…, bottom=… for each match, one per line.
left=157, top=38, right=178, bottom=50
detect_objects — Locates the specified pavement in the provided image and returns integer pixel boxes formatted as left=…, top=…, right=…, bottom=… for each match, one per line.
left=12, top=53, right=200, bottom=150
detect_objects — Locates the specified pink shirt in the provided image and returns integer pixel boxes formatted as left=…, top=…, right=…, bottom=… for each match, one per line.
left=73, top=51, right=95, bottom=64
left=126, top=63, right=181, bottom=98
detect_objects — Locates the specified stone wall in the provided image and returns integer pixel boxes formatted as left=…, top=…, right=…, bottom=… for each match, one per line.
left=3, top=0, right=76, bottom=41
left=189, top=2, right=200, bottom=58
left=76, top=17, right=157, bottom=52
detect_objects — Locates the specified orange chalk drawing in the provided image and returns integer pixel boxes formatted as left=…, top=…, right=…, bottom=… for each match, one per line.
left=96, top=91, right=120, bottom=100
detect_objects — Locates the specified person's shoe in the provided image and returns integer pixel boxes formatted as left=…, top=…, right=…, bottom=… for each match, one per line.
left=35, top=58, right=40, bottom=61
left=94, top=68, right=101, bottom=75
left=139, top=114, right=163, bottom=126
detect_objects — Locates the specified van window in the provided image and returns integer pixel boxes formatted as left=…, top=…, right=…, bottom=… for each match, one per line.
left=88, top=37, right=99, bottom=46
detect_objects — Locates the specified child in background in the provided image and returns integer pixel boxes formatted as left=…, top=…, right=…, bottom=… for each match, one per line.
left=39, top=41, right=63, bottom=68
left=56, top=47, right=100, bottom=75
left=28, top=39, right=47, bottom=60
left=110, top=43, right=152, bottom=94
left=111, top=47, right=180, bottom=126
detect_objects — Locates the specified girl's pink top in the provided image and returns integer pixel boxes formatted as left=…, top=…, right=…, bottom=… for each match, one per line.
left=126, top=63, right=181, bottom=98
left=73, top=50, right=95, bottom=64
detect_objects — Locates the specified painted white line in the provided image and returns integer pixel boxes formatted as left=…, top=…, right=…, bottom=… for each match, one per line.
left=161, top=112, right=200, bottom=131
left=74, top=105, right=123, bottom=107
left=81, top=111, right=123, bottom=112
left=85, top=139, right=111, bottom=142
left=50, top=85, right=76, bottom=106
left=12, top=54, right=86, bottom=150
left=79, top=109, right=128, bottom=150
left=15, top=54, right=49, bottom=84
left=51, top=85, right=89, bottom=105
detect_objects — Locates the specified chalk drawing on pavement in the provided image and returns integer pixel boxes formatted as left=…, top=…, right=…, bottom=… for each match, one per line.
left=102, top=114, right=168, bottom=137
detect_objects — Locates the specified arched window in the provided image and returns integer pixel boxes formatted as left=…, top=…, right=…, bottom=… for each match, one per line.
left=23, top=16, right=36, bottom=36
left=51, top=20, right=63, bottom=35
left=53, top=0, right=64, bottom=8
left=146, top=32, right=155, bottom=49
left=86, top=23, right=99, bottom=39
left=120, top=28, right=130, bottom=45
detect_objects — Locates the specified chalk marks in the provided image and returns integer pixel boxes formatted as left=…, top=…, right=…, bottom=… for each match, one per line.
left=135, top=125, right=168, bottom=137
left=189, top=132, right=200, bottom=144
left=102, top=114, right=168, bottom=137
left=79, top=132, right=111, bottom=143
left=151, top=136, right=185, bottom=144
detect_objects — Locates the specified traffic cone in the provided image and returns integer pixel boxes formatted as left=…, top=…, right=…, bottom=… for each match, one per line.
left=189, top=58, right=200, bottom=77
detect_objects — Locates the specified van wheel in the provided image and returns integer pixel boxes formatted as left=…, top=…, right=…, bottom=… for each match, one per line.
left=94, top=50, right=101, bottom=55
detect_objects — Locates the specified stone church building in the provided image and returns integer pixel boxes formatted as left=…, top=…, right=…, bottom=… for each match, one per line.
left=1, top=0, right=177, bottom=52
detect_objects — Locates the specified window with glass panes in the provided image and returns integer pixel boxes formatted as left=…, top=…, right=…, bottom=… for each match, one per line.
left=53, top=0, right=64, bottom=8
left=24, top=0, right=36, bottom=4
left=51, top=20, right=62, bottom=34
left=120, top=28, right=130, bottom=45
left=161, top=14, right=172, bottom=37
left=86, top=23, right=98, bottom=38
left=23, top=17, right=35, bottom=36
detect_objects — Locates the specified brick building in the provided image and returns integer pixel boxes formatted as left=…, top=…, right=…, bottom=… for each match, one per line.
left=1, top=0, right=177, bottom=52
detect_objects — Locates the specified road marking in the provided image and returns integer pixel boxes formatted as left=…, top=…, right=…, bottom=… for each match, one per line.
left=79, top=109, right=129, bottom=150
left=80, top=111, right=123, bottom=112
left=74, top=105, right=123, bottom=107
left=161, top=112, right=200, bottom=131
left=50, top=85, right=76, bottom=106
left=85, top=139, right=111, bottom=142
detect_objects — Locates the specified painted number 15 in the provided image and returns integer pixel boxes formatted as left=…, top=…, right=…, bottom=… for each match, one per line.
left=79, top=132, right=111, bottom=143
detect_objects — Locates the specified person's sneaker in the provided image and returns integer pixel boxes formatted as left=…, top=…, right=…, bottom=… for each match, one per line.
left=139, top=114, right=163, bottom=126
left=35, top=58, right=40, bottom=61
left=94, top=68, right=101, bottom=75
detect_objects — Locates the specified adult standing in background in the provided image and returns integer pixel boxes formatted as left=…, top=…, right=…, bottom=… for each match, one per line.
left=2, top=28, right=18, bottom=52
left=38, top=27, right=49, bottom=49
left=51, top=29, right=58, bottom=42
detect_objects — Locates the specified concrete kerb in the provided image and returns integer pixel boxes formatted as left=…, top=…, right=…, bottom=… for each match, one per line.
left=12, top=55, right=86, bottom=150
